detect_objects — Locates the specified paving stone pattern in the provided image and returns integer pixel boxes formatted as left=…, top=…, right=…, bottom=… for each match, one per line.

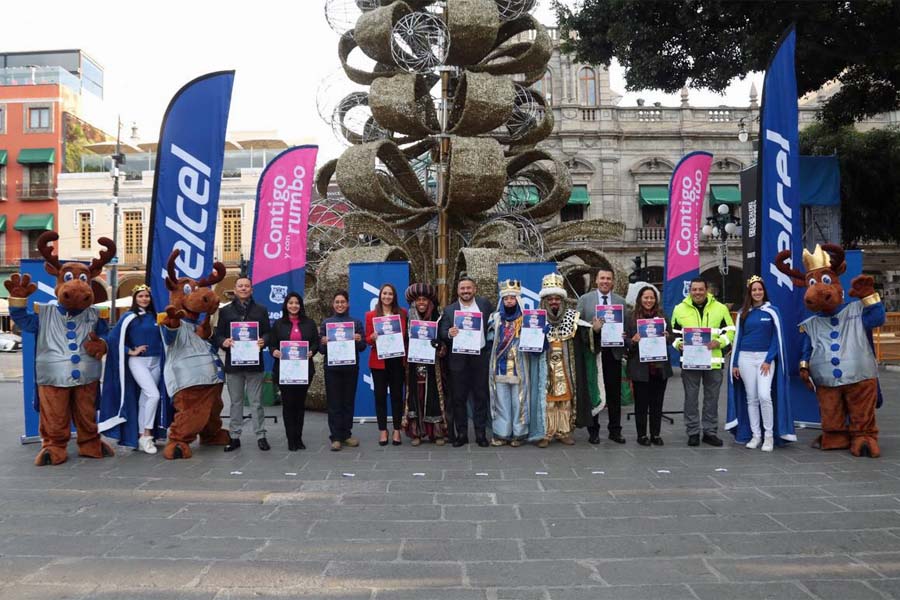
left=0, top=370, right=899, bottom=599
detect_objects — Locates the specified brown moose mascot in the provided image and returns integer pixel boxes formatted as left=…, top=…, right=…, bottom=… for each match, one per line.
left=776, top=244, right=885, bottom=457
left=5, top=231, right=116, bottom=465
left=160, top=249, right=232, bottom=459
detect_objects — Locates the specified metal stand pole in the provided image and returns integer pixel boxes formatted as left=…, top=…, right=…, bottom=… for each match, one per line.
left=109, top=117, right=122, bottom=325
left=435, top=67, right=452, bottom=307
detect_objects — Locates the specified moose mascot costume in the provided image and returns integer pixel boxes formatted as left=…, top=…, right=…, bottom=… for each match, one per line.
left=5, top=231, right=116, bottom=466
left=776, top=243, right=885, bottom=457
left=159, top=249, right=232, bottom=459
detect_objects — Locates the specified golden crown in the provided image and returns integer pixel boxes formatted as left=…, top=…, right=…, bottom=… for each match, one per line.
left=746, top=275, right=763, bottom=288
left=802, top=245, right=831, bottom=272
left=498, top=279, right=522, bottom=297
left=541, top=273, right=565, bottom=290
left=132, top=284, right=150, bottom=294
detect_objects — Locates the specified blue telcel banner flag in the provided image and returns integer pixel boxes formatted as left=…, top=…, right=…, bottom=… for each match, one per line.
left=348, top=261, right=410, bottom=420
left=497, top=263, right=556, bottom=311
left=755, top=26, right=818, bottom=422
left=145, top=71, right=235, bottom=311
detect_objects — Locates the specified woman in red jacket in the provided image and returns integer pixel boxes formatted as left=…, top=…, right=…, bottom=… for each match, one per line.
left=365, top=283, right=408, bottom=446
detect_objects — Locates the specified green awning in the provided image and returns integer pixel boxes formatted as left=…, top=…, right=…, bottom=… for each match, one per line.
left=639, top=185, right=669, bottom=206
left=0, top=214, right=5, bottom=232
left=14, top=213, right=54, bottom=231
left=0, top=150, right=7, bottom=166
left=508, top=185, right=539, bottom=205
left=17, top=148, right=55, bottom=164
left=710, top=185, right=741, bottom=205
left=568, top=185, right=590, bottom=205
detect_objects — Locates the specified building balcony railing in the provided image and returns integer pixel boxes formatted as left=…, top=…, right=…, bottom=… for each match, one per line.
left=635, top=227, right=666, bottom=242
left=16, top=183, right=55, bottom=200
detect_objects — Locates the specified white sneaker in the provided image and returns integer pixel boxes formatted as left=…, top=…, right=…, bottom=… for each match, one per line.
left=761, top=435, right=774, bottom=452
left=745, top=436, right=761, bottom=449
left=139, top=435, right=157, bottom=454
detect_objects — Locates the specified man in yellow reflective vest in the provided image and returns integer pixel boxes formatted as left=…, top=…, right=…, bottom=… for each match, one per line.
left=671, top=278, right=735, bottom=447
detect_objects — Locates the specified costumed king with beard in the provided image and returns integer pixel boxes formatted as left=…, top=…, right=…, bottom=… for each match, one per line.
left=403, top=283, right=449, bottom=446
left=533, top=273, right=580, bottom=448
left=100, top=284, right=171, bottom=454
left=488, top=279, right=542, bottom=447
left=439, top=275, right=494, bottom=447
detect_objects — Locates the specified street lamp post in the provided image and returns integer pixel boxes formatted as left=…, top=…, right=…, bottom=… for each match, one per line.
left=702, top=203, right=741, bottom=303
left=108, top=117, right=126, bottom=325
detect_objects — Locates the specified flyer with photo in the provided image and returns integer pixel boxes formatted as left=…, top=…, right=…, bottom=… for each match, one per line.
left=279, top=341, right=309, bottom=385
left=326, top=321, right=356, bottom=366
left=682, top=327, right=712, bottom=370
left=408, top=319, right=438, bottom=364
left=452, top=310, right=482, bottom=355
left=230, top=321, right=260, bottom=366
left=637, top=318, right=667, bottom=362
left=374, top=314, right=405, bottom=359
left=519, top=309, right=546, bottom=353
left=597, top=304, right=624, bottom=347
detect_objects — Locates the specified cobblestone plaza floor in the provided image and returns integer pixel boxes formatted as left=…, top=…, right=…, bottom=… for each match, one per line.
left=0, top=370, right=899, bottom=599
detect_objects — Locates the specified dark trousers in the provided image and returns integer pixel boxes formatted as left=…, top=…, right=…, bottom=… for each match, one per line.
left=590, top=349, right=623, bottom=435
left=325, top=367, right=358, bottom=442
left=372, top=358, right=404, bottom=430
left=279, top=384, right=309, bottom=444
left=633, top=376, right=668, bottom=438
left=449, top=352, right=490, bottom=440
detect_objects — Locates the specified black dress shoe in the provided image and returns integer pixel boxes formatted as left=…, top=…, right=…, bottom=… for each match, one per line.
left=452, top=437, right=469, bottom=448
left=608, top=433, right=626, bottom=444
left=296, top=439, right=306, bottom=450
left=224, top=438, right=241, bottom=452
left=288, top=441, right=298, bottom=452
left=637, top=436, right=651, bottom=446
left=257, top=438, right=271, bottom=451
left=651, top=436, right=664, bottom=446
left=687, top=434, right=700, bottom=447
left=702, top=433, right=724, bottom=447
left=476, top=437, right=490, bottom=448
left=588, top=431, right=600, bottom=444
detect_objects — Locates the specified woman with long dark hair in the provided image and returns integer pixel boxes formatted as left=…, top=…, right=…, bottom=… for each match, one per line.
left=624, top=286, right=672, bottom=446
left=365, top=283, right=408, bottom=446
left=727, top=276, right=795, bottom=451
left=99, top=284, right=170, bottom=454
left=320, top=290, right=367, bottom=451
left=267, top=291, right=319, bottom=450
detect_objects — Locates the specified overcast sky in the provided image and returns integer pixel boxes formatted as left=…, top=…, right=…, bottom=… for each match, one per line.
left=4, top=1, right=762, bottom=162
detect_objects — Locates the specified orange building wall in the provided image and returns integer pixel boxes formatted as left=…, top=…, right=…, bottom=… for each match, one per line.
left=0, top=83, right=70, bottom=265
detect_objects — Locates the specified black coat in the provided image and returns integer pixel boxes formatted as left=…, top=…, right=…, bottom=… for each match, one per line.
left=438, top=296, right=494, bottom=372
left=212, top=298, right=272, bottom=373
left=266, top=317, right=320, bottom=384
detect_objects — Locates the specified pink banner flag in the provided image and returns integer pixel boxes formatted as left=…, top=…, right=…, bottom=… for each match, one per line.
left=663, top=151, right=713, bottom=316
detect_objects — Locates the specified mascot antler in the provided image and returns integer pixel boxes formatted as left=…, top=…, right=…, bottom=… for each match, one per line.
left=165, top=250, right=181, bottom=290
left=775, top=249, right=806, bottom=288
left=197, top=262, right=227, bottom=288
left=822, top=243, right=847, bottom=275
left=88, top=237, right=116, bottom=278
left=36, top=231, right=62, bottom=274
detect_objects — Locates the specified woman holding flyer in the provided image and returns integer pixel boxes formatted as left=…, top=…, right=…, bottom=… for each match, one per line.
left=624, top=286, right=673, bottom=447
left=402, top=283, right=449, bottom=446
left=267, top=292, right=319, bottom=451
left=320, top=291, right=367, bottom=451
left=366, top=283, right=408, bottom=446
left=727, top=277, right=795, bottom=452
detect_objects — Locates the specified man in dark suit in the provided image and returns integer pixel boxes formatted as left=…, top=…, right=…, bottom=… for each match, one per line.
left=576, top=268, right=629, bottom=444
left=438, top=275, right=494, bottom=447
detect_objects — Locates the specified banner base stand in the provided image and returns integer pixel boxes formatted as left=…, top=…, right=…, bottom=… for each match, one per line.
left=20, top=435, right=41, bottom=445
left=626, top=410, right=683, bottom=425
left=794, top=420, right=822, bottom=430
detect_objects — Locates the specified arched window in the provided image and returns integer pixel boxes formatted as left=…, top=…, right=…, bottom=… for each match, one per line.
left=578, top=67, right=597, bottom=105
left=532, top=69, right=553, bottom=104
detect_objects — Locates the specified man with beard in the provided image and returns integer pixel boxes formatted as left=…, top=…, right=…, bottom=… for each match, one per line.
left=439, top=275, right=494, bottom=447
left=533, top=273, right=580, bottom=448
left=403, top=283, right=449, bottom=446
